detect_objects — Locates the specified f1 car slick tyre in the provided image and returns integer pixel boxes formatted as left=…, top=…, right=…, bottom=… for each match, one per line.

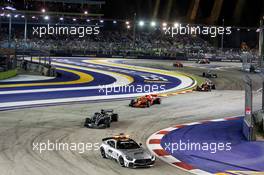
left=154, top=98, right=161, bottom=104
left=104, top=119, right=111, bottom=128
left=129, top=99, right=135, bottom=107
left=146, top=101, right=151, bottom=108
left=111, top=114, right=119, bottom=122
left=84, top=118, right=92, bottom=127
left=100, top=148, right=107, bottom=159
left=118, top=156, right=125, bottom=167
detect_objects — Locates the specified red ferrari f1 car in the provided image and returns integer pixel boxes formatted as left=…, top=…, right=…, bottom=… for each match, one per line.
left=195, top=81, right=216, bottom=92
left=173, top=62, right=183, bottom=68
left=129, top=94, right=161, bottom=108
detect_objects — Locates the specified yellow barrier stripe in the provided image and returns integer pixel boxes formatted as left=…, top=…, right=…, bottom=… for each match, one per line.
left=0, top=59, right=135, bottom=88
left=0, top=67, right=94, bottom=88
left=52, top=62, right=134, bottom=85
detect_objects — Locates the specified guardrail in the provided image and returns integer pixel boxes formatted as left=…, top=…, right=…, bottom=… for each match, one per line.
left=16, top=50, right=243, bottom=62
left=17, top=59, right=57, bottom=77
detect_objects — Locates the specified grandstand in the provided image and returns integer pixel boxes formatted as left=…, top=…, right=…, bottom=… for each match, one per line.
left=0, top=24, right=258, bottom=61
left=0, top=0, right=262, bottom=62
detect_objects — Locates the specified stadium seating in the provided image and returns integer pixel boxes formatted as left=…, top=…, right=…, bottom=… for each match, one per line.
left=0, top=27, right=257, bottom=60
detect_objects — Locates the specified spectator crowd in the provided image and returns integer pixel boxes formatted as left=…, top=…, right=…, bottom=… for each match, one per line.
left=0, top=26, right=258, bottom=60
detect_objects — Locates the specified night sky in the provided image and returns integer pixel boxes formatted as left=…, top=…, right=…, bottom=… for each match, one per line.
left=103, top=0, right=264, bottom=27
left=2, top=0, right=264, bottom=27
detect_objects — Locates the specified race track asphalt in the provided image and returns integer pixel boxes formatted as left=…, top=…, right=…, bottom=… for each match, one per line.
left=0, top=58, right=262, bottom=175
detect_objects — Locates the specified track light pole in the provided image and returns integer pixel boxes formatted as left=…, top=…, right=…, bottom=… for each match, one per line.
left=8, top=14, right=12, bottom=48
left=133, top=13, right=136, bottom=47
left=221, top=18, right=224, bottom=51
left=259, top=19, right=263, bottom=68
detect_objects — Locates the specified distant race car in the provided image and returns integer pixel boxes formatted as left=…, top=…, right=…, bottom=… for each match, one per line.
left=100, top=134, right=155, bottom=168
left=129, top=94, right=161, bottom=108
left=196, top=59, right=210, bottom=64
left=173, top=62, right=183, bottom=68
left=195, top=81, right=216, bottom=92
left=202, top=70, right=218, bottom=78
left=84, top=109, right=119, bottom=128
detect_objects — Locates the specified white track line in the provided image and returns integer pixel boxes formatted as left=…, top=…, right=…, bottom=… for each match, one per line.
left=0, top=59, right=196, bottom=108
left=0, top=62, right=130, bottom=95
left=146, top=117, right=241, bottom=175
left=0, top=60, right=196, bottom=95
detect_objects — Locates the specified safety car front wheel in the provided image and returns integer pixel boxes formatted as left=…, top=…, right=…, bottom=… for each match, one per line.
left=118, top=156, right=125, bottom=167
left=100, top=148, right=107, bottom=159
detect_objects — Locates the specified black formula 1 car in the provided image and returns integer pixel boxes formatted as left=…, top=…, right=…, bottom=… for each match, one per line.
left=202, top=70, right=218, bottom=78
left=196, top=59, right=210, bottom=64
left=84, top=109, right=119, bottom=129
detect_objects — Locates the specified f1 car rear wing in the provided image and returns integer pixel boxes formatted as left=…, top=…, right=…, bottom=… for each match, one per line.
left=101, top=109, right=114, bottom=113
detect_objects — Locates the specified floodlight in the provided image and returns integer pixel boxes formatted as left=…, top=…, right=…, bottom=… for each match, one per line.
left=44, top=15, right=49, bottom=20
left=139, top=21, right=144, bottom=27
left=174, top=22, right=179, bottom=28
left=150, top=21, right=156, bottom=27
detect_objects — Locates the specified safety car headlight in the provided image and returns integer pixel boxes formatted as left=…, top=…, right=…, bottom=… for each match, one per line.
left=125, top=156, right=133, bottom=161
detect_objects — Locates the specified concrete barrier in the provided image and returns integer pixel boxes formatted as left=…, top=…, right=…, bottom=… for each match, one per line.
left=17, top=60, right=57, bottom=77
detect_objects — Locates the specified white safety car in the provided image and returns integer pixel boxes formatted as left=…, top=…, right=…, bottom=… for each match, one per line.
left=99, top=134, right=155, bottom=168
